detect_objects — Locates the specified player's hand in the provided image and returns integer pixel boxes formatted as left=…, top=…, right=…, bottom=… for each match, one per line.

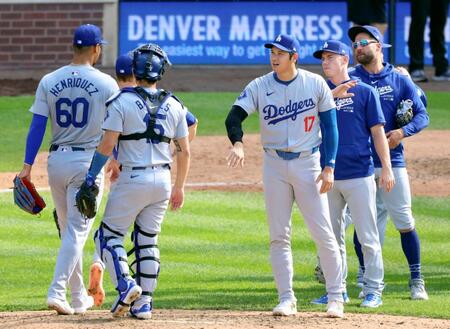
left=169, top=186, right=184, bottom=211
left=386, top=129, right=404, bottom=149
left=379, top=166, right=395, bottom=192
left=332, top=80, right=357, bottom=98
left=316, top=166, right=334, bottom=194
left=18, top=164, right=32, bottom=181
left=106, top=159, right=121, bottom=183
left=227, top=142, right=245, bottom=168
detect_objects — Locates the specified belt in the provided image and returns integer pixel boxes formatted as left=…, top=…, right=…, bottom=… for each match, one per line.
left=120, top=164, right=171, bottom=171
left=264, top=146, right=319, bottom=160
left=49, top=144, right=85, bottom=152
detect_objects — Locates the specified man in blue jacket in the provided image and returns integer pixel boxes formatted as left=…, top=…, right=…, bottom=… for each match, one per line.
left=348, top=25, right=430, bottom=300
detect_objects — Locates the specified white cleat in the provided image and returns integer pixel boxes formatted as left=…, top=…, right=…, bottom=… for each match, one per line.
left=73, top=295, right=94, bottom=314
left=326, top=300, right=344, bottom=318
left=47, top=297, right=74, bottom=315
left=272, top=299, right=297, bottom=316
left=410, top=278, right=429, bottom=300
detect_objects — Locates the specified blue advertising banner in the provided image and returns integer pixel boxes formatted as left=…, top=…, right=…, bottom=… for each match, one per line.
left=119, top=2, right=352, bottom=64
left=395, top=2, right=450, bottom=65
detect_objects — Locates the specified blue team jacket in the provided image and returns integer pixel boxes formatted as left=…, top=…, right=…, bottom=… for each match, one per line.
left=350, top=63, right=429, bottom=168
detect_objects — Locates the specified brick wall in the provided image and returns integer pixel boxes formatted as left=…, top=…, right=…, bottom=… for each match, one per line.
left=0, top=3, right=104, bottom=69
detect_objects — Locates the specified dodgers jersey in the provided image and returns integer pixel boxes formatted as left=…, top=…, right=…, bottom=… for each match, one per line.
left=103, top=88, right=188, bottom=167
left=322, top=80, right=385, bottom=180
left=350, top=63, right=429, bottom=168
left=234, top=69, right=336, bottom=152
left=30, top=64, right=119, bottom=148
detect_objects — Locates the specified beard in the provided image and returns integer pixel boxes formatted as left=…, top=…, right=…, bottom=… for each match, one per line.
left=356, top=52, right=375, bottom=65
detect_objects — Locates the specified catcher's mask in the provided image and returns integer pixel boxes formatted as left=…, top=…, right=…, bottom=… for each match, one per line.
left=133, top=43, right=171, bottom=82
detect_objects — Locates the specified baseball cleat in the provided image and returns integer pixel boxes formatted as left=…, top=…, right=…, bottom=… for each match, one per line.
left=360, top=293, right=382, bottom=308
left=410, top=278, right=429, bottom=300
left=111, top=280, right=142, bottom=318
left=311, top=292, right=350, bottom=305
left=88, top=262, right=105, bottom=306
left=130, top=302, right=152, bottom=320
left=47, top=297, right=74, bottom=315
left=73, top=295, right=94, bottom=315
left=326, top=300, right=344, bottom=318
left=272, top=299, right=297, bottom=316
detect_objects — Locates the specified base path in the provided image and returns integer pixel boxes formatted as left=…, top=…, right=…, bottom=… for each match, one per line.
left=1, top=309, right=450, bottom=329
left=1, top=131, right=449, bottom=197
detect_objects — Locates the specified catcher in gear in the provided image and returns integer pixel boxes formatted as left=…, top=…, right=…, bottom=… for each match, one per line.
left=78, top=44, right=190, bottom=319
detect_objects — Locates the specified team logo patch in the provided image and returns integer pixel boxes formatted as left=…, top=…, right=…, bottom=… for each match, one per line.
left=376, top=85, right=393, bottom=96
left=263, top=98, right=316, bottom=125
left=238, top=89, right=247, bottom=100
left=336, top=97, right=354, bottom=112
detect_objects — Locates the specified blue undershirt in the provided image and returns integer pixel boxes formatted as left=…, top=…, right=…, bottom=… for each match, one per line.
left=318, top=108, right=338, bottom=168
left=24, top=114, right=48, bottom=165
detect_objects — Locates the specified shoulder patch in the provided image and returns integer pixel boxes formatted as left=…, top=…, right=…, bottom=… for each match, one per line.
left=238, top=89, right=247, bottom=100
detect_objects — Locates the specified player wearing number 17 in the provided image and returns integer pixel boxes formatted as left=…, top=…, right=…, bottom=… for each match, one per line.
left=17, top=24, right=119, bottom=315
left=225, top=34, right=345, bottom=318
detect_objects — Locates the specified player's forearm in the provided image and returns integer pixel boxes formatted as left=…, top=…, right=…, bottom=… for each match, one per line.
left=24, top=114, right=48, bottom=165
left=372, top=125, right=392, bottom=168
left=225, top=105, right=248, bottom=145
left=318, top=109, right=338, bottom=168
left=188, top=121, right=198, bottom=143
left=173, top=138, right=190, bottom=189
left=86, top=131, right=120, bottom=184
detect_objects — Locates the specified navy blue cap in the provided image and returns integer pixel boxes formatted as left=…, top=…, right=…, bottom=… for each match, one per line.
left=73, top=24, right=107, bottom=46
left=264, top=34, right=300, bottom=53
left=115, top=54, right=133, bottom=76
left=313, top=40, right=349, bottom=59
left=348, top=25, right=391, bottom=48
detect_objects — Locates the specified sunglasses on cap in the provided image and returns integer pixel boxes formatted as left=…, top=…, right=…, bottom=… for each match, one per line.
left=352, top=39, right=378, bottom=49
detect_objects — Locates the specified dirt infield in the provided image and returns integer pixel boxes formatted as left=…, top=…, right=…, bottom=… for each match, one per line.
left=1, top=309, right=450, bottom=329
left=1, top=131, right=450, bottom=196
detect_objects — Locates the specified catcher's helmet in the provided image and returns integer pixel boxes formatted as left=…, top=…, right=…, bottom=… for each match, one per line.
left=132, top=43, right=171, bottom=82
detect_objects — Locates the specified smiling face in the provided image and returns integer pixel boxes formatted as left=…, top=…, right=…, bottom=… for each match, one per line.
left=321, top=52, right=348, bottom=79
left=270, top=46, right=297, bottom=74
left=353, top=32, right=381, bottom=65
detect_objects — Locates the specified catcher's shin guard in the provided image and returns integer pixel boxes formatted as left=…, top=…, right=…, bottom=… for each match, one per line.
left=129, top=224, right=160, bottom=303
left=94, top=223, right=132, bottom=288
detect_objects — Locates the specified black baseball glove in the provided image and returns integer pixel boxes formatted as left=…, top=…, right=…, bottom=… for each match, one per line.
left=75, top=181, right=99, bottom=219
left=395, top=99, right=414, bottom=128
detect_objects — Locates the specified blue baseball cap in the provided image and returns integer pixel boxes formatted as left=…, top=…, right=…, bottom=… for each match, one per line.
left=313, top=40, right=349, bottom=59
left=73, top=24, right=107, bottom=46
left=348, top=25, right=391, bottom=48
left=264, top=34, right=300, bottom=54
left=115, top=54, right=133, bottom=76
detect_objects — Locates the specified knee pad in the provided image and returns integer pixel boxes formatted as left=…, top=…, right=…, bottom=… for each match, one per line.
left=129, top=223, right=160, bottom=299
left=94, top=222, right=131, bottom=289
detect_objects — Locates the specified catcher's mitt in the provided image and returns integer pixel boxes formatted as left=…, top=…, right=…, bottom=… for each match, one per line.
left=75, top=181, right=99, bottom=219
left=13, top=176, right=46, bottom=215
left=396, top=99, right=413, bottom=128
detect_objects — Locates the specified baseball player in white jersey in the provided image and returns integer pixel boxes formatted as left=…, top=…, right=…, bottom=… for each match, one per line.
left=87, top=53, right=198, bottom=308
left=76, top=43, right=190, bottom=319
left=17, top=24, right=119, bottom=315
left=225, top=34, right=344, bottom=318
left=311, top=40, right=395, bottom=308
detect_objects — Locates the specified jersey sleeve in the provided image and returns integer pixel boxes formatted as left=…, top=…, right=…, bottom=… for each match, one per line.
left=233, top=79, right=258, bottom=115
left=29, top=78, right=50, bottom=117
left=365, top=86, right=385, bottom=128
left=102, top=100, right=124, bottom=133
left=400, top=77, right=429, bottom=137
left=316, top=76, right=336, bottom=112
left=175, top=104, right=189, bottom=139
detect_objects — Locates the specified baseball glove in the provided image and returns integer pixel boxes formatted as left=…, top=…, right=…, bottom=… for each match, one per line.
left=13, top=176, right=46, bottom=215
left=75, top=181, right=99, bottom=219
left=396, top=99, right=414, bottom=128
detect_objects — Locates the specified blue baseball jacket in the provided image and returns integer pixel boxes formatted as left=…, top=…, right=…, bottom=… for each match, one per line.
left=350, top=63, right=429, bottom=168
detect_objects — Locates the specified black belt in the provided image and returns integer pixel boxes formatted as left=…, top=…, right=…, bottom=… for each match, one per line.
left=132, top=164, right=171, bottom=170
left=49, top=145, right=85, bottom=152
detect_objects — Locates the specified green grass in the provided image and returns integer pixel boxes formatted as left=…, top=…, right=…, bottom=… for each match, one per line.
left=1, top=191, right=449, bottom=318
left=0, top=92, right=449, bottom=171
